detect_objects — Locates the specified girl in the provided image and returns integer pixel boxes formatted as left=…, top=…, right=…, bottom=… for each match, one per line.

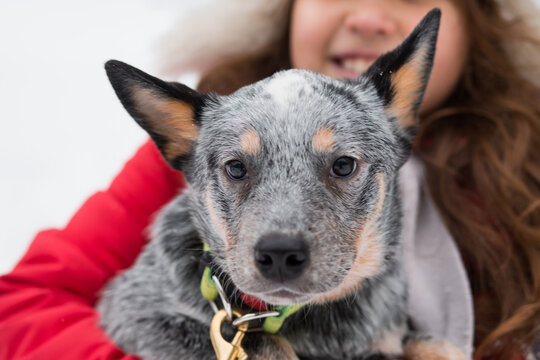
left=1, top=0, right=539, bottom=359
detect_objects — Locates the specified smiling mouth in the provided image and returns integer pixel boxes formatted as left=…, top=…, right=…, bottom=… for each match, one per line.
left=337, top=58, right=373, bottom=74
left=331, top=53, right=380, bottom=78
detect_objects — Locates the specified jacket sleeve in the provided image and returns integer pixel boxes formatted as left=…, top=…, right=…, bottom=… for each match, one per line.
left=0, top=139, right=185, bottom=360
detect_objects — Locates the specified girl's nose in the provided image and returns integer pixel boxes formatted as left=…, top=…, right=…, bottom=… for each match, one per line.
left=343, top=1, right=397, bottom=37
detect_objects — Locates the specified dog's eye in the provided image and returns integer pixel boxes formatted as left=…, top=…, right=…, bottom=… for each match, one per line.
left=331, top=157, right=356, bottom=178
left=226, top=160, right=248, bottom=180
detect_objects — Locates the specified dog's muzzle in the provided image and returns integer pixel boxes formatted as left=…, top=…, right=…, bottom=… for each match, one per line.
left=254, top=232, right=309, bottom=282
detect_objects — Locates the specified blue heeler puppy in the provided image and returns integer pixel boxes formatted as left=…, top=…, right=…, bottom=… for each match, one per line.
left=98, top=9, right=467, bottom=360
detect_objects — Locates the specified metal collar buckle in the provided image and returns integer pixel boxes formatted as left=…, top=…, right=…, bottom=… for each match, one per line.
left=208, top=275, right=280, bottom=360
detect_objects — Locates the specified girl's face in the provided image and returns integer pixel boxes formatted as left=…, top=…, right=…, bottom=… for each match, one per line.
left=290, top=0, right=468, bottom=116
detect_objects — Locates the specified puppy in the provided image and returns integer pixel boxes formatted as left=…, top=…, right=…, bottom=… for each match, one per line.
left=98, top=9, right=466, bottom=360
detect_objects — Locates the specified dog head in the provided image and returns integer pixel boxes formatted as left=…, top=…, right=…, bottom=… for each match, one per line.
left=106, top=10, right=440, bottom=306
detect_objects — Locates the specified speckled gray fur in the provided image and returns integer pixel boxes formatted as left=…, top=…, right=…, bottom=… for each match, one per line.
left=98, top=10, right=442, bottom=360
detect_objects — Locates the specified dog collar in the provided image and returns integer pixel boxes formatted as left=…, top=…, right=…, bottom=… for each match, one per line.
left=200, top=244, right=303, bottom=334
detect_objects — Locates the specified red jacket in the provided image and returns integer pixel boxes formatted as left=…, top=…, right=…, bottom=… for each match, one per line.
left=0, top=139, right=185, bottom=359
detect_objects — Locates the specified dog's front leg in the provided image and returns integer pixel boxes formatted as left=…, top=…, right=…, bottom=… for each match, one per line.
left=242, top=333, right=299, bottom=360
left=102, top=311, right=216, bottom=360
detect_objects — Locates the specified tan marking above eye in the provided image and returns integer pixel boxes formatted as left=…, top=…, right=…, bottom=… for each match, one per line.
left=240, top=128, right=262, bottom=155
left=133, top=88, right=199, bottom=160
left=312, top=127, right=335, bottom=153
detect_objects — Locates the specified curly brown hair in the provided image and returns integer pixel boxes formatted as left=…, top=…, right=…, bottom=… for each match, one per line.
left=195, top=1, right=540, bottom=358
left=419, top=0, right=540, bottom=358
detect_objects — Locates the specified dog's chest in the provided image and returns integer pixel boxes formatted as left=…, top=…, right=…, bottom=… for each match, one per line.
left=100, top=193, right=408, bottom=359
left=278, top=270, right=407, bottom=359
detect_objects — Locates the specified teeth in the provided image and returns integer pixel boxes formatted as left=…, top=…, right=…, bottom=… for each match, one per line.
left=342, top=59, right=371, bottom=74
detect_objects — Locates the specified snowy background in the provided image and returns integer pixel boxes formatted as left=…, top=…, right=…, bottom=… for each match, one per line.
left=0, top=0, right=205, bottom=274
left=1, top=0, right=540, bottom=275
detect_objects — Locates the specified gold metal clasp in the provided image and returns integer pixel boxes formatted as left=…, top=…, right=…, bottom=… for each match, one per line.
left=210, top=309, right=249, bottom=360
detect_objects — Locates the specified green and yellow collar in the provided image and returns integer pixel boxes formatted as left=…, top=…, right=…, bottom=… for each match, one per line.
left=200, top=244, right=303, bottom=334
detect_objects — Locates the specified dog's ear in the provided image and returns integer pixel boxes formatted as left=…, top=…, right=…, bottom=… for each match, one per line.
left=105, top=60, right=207, bottom=170
left=363, top=8, right=440, bottom=137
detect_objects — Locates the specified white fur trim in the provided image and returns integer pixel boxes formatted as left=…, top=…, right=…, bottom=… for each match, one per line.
left=157, top=0, right=290, bottom=76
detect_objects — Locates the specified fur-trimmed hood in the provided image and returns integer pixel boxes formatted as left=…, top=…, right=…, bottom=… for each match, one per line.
left=157, top=0, right=540, bottom=86
left=158, top=0, right=290, bottom=77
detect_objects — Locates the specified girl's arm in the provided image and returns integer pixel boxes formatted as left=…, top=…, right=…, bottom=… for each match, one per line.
left=0, top=139, right=185, bottom=359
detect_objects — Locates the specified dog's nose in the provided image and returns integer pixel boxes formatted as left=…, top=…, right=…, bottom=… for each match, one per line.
left=254, top=233, right=309, bottom=282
